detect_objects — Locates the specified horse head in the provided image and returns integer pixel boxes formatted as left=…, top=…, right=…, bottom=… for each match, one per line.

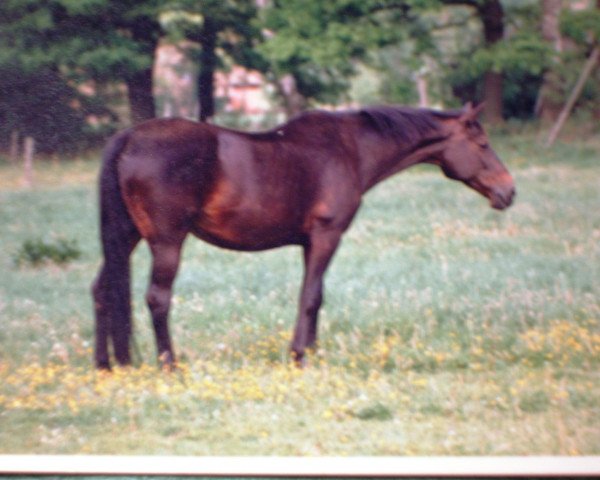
left=437, top=103, right=515, bottom=210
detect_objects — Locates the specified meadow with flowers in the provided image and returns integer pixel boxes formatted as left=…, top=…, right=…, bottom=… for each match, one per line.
left=0, top=130, right=598, bottom=455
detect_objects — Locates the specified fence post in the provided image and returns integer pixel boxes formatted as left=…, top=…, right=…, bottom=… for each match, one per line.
left=23, top=136, right=35, bottom=188
left=9, top=130, right=20, bottom=164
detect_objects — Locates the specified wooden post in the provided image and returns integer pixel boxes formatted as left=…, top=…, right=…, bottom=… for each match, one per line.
left=546, top=46, right=599, bottom=147
left=9, top=130, right=20, bottom=164
left=22, top=136, right=35, bottom=188
left=416, top=73, right=429, bottom=108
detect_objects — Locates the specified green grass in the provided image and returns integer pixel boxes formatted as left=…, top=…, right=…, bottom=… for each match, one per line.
left=0, top=133, right=598, bottom=455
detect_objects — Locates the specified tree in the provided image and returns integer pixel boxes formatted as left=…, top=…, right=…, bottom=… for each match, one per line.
left=536, top=0, right=564, bottom=123
left=164, top=1, right=263, bottom=121
left=0, top=0, right=165, bottom=130
left=0, top=2, right=92, bottom=153
left=440, top=0, right=505, bottom=123
left=0, top=64, right=89, bottom=154
left=440, top=1, right=551, bottom=122
left=260, top=0, right=544, bottom=123
left=56, top=0, right=165, bottom=123
left=257, top=0, right=417, bottom=115
left=474, top=0, right=505, bottom=123
left=546, top=0, right=600, bottom=144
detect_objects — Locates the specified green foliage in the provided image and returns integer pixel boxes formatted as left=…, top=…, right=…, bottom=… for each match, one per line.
left=458, top=33, right=550, bottom=118
left=1, top=0, right=598, bottom=148
left=165, top=0, right=260, bottom=48
left=162, top=0, right=264, bottom=120
left=352, top=403, right=394, bottom=421
left=442, top=3, right=552, bottom=118
left=14, top=237, right=81, bottom=267
left=258, top=0, right=417, bottom=105
left=465, top=32, right=551, bottom=77
left=0, top=0, right=165, bottom=150
left=556, top=5, right=600, bottom=116
left=0, top=65, right=89, bottom=154
left=54, top=0, right=164, bottom=79
left=561, top=7, right=600, bottom=46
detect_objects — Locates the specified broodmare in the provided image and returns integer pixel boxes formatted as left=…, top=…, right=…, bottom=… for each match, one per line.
left=92, top=103, right=515, bottom=370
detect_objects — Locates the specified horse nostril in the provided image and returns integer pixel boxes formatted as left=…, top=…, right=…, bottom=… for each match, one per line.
left=504, top=187, right=516, bottom=207
left=491, top=185, right=516, bottom=210
left=509, top=187, right=516, bottom=202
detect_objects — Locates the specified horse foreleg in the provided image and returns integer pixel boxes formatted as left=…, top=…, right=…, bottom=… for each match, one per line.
left=291, top=229, right=342, bottom=364
left=147, top=238, right=185, bottom=369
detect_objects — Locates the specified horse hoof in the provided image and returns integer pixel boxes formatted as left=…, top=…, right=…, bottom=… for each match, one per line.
left=159, top=351, right=177, bottom=372
left=95, top=359, right=112, bottom=371
left=292, top=351, right=306, bottom=368
left=161, top=362, right=178, bottom=373
left=96, top=365, right=112, bottom=372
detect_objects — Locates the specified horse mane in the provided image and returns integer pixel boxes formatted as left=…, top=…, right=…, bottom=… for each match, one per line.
left=359, top=106, right=459, bottom=143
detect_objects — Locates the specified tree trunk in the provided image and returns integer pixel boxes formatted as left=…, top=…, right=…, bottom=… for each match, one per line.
left=477, top=0, right=505, bottom=124
left=275, top=74, right=307, bottom=118
left=416, top=72, right=429, bottom=108
left=9, top=130, right=20, bottom=164
left=22, top=136, right=35, bottom=188
left=536, top=0, right=564, bottom=123
left=127, top=67, right=156, bottom=125
left=482, top=72, right=503, bottom=123
left=198, top=19, right=217, bottom=122
left=541, top=0, right=563, bottom=52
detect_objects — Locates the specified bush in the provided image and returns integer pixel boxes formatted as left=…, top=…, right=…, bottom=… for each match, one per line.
left=14, top=237, right=81, bottom=267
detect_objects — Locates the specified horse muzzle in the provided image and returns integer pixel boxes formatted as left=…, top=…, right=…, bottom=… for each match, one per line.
left=489, top=184, right=516, bottom=210
left=467, top=172, right=516, bottom=210
left=488, top=172, right=516, bottom=210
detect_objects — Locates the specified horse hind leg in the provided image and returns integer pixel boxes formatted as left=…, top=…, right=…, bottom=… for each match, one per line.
left=92, top=229, right=140, bottom=369
left=146, top=237, right=185, bottom=369
left=92, top=268, right=111, bottom=370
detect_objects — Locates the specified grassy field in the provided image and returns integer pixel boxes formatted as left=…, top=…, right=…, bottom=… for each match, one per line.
left=0, top=132, right=598, bottom=455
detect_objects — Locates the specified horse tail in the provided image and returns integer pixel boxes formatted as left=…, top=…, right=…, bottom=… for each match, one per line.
left=93, top=129, right=140, bottom=369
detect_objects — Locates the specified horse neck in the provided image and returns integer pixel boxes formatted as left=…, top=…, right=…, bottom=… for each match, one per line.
left=358, top=130, right=448, bottom=193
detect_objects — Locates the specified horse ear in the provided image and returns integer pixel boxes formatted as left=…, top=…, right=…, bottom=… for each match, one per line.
left=460, top=102, right=485, bottom=122
left=472, top=102, right=486, bottom=117
left=460, top=102, right=485, bottom=123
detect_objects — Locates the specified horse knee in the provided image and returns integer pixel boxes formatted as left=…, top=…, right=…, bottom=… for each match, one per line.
left=147, top=243, right=182, bottom=318
left=146, top=284, right=171, bottom=318
left=304, top=290, right=323, bottom=318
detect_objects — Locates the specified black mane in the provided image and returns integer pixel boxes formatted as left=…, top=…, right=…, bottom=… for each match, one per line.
left=359, top=106, right=459, bottom=143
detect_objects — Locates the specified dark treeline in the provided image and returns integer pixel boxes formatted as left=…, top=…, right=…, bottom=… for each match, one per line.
left=0, top=0, right=598, bottom=154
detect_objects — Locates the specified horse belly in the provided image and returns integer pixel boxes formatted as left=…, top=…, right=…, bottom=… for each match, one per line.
left=191, top=208, right=303, bottom=251
left=193, top=136, right=308, bottom=250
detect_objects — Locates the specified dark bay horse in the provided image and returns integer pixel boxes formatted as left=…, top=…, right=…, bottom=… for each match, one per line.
left=92, top=103, right=515, bottom=370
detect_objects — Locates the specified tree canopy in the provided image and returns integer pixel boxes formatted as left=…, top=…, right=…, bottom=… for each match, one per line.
left=0, top=0, right=598, bottom=154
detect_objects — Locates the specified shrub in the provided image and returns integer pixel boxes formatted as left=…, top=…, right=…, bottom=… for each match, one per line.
left=14, top=237, right=81, bottom=267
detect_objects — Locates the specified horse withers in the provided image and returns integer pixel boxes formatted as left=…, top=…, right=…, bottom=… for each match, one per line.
left=92, top=103, right=515, bottom=370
